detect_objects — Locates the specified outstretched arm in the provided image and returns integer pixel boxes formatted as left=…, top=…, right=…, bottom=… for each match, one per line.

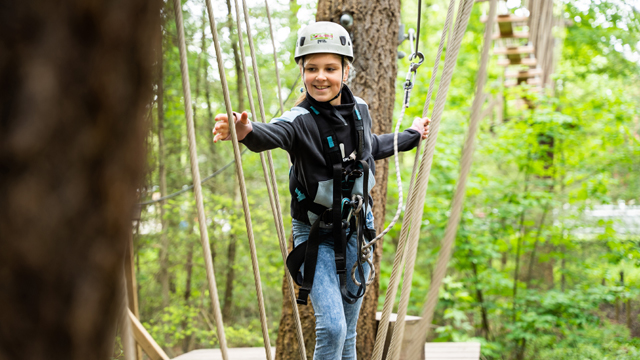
left=372, top=117, right=431, bottom=160
left=212, top=111, right=296, bottom=152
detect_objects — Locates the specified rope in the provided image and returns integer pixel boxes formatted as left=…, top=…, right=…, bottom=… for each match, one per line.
left=174, top=1, right=229, bottom=358
left=405, top=1, right=497, bottom=358
left=138, top=148, right=247, bottom=206
left=360, top=30, right=423, bottom=256
left=230, top=0, right=307, bottom=357
left=236, top=0, right=307, bottom=355
left=137, top=74, right=300, bottom=207
left=387, top=0, right=482, bottom=358
left=264, top=0, right=284, bottom=115
left=371, top=0, right=457, bottom=356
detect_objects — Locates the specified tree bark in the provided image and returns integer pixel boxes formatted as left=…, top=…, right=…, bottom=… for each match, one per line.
left=0, top=1, right=159, bottom=359
left=275, top=1, right=400, bottom=359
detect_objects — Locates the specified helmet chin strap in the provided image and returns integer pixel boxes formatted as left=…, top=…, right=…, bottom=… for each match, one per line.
left=302, top=56, right=346, bottom=106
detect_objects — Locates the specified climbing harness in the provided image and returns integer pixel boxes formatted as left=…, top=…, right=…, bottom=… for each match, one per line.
left=285, top=95, right=374, bottom=306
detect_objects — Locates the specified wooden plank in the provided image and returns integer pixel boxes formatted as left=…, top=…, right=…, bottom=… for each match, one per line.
left=424, top=342, right=481, bottom=360
left=505, top=69, right=543, bottom=78
left=172, top=348, right=275, bottom=360
left=128, top=310, right=170, bottom=360
left=493, top=46, right=535, bottom=55
left=480, top=14, right=529, bottom=23
left=504, top=78, right=541, bottom=87
left=497, top=58, right=537, bottom=66
left=492, top=31, right=529, bottom=39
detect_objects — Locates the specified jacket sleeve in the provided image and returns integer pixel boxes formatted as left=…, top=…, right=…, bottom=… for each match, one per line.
left=240, top=120, right=296, bottom=152
left=371, top=129, right=421, bottom=160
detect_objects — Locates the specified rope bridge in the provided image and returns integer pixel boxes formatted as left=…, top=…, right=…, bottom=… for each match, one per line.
left=119, top=0, right=559, bottom=359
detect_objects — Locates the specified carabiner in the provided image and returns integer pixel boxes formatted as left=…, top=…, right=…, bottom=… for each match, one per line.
left=409, top=51, right=425, bottom=73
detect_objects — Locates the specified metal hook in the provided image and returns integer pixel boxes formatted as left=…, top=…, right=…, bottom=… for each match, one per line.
left=409, top=51, right=425, bottom=72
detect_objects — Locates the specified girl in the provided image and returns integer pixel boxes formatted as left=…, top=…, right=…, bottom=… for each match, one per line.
left=213, top=22, right=429, bottom=360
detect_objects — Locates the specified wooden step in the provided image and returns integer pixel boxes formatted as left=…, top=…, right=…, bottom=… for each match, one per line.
left=505, top=69, right=543, bottom=78
left=492, top=31, right=529, bottom=39
left=494, top=46, right=535, bottom=55
left=498, top=58, right=537, bottom=66
left=505, top=78, right=541, bottom=87
left=481, top=14, right=529, bottom=23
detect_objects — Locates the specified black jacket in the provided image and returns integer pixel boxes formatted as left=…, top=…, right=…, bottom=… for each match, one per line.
left=241, top=86, right=420, bottom=224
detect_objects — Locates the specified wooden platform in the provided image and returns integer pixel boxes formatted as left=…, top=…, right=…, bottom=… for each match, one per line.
left=505, top=69, right=543, bottom=78
left=172, top=343, right=482, bottom=360
left=505, top=78, right=541, bottom=87
left=494, top=46, right=535, bottom=55
left=425, top=342, right=481, bottom=360
left=497, top=58, right=537, bottom=66
left=172, top=348, right=275, bottom=360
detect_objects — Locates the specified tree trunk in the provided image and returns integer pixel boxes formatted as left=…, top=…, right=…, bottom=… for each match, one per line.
left=0, top=1, right=158, bottom=359
left=275, top=1, right=400, bottom=359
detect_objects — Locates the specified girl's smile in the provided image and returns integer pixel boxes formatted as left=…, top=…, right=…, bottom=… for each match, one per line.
left=302, top=53, right=349, bottom=106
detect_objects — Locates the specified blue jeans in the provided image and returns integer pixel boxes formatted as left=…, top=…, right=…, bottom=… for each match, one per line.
left=292, top=211, right=374, bottom=360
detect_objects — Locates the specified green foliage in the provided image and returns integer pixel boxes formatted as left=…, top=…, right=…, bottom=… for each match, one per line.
left=136, top=0, right=640, bottom=358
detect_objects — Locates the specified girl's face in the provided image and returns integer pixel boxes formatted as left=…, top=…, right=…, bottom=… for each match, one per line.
left=301, top=53, right=349, bottom=106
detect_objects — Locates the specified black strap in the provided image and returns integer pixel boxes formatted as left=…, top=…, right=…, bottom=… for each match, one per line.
left=286, top=101, right=370, bottom=305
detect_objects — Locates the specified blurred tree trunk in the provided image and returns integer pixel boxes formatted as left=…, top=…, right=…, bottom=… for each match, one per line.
left=276, top=0, right=400, bottom=358
left=0, top=1, right=159, bottom=359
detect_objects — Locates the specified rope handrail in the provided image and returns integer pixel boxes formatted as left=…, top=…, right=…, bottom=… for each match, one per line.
left=138, top=74, right=300, bottom=207
left=385, top=0, right=483, bottom=358
left=404, top=1, right=497, bottom=358
left=371, top=0, right=457, bottom=356
left=234, top=0, right=307, bottom=356
left=173, top=0, right=229, bottom=358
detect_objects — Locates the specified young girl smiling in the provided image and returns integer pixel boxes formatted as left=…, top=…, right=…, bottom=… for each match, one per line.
left=213, top=21, right=429, bottom=360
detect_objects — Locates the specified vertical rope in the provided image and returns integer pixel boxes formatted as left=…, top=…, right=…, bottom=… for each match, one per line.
left=387, top=0, right=478, bottom=358
left=264, top=0, right=285, bottom=115
left=223, top=0, right=275, bottom=357
left=233, top=0, right=307, bottom=357
left=403, top=1, right=497, bottom=358
left=174, top=0, right=230, bottom=358
left=371, top=0, right=457, bottom=357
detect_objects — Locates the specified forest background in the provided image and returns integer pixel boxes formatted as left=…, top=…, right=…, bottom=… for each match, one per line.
left=130, top=0, right=640, bottom=359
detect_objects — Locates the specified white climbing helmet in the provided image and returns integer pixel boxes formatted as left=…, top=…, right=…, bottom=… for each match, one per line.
left=294, top=22, right=353, bottom=62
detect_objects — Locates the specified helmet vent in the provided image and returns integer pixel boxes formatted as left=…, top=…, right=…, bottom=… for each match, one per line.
left=299, top=37, right=305, bottom=47
left=340, top=36, right=346, bottom=45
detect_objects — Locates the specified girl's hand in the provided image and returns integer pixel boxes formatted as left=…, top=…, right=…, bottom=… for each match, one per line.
left=212, top=111, right=252, bottom=143
left=410, top=117, right=431, bottom=140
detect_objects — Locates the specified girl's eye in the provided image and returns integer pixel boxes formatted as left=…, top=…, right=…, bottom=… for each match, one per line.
left=306, top=67, right=316, bottom=72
